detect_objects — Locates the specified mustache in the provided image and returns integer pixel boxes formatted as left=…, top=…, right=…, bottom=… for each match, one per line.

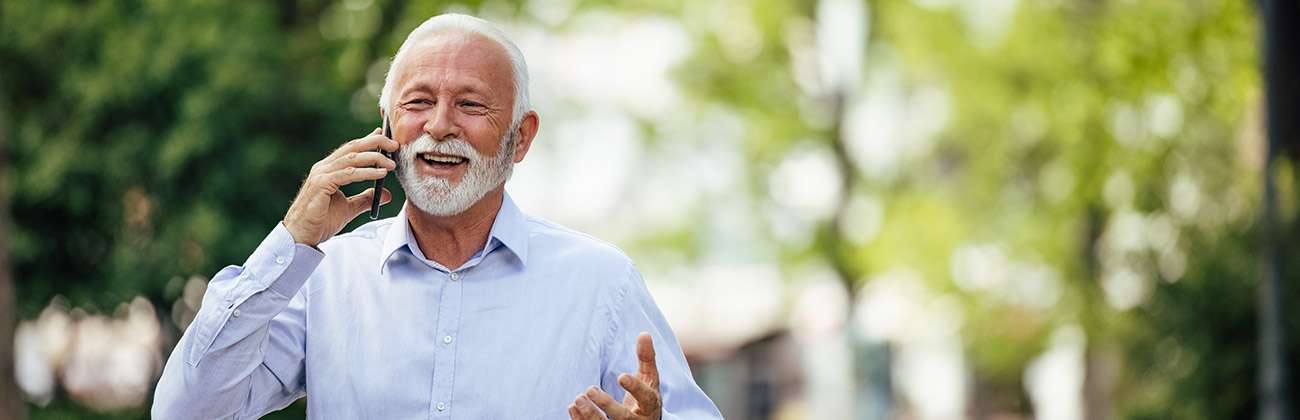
left=397, top=135, right=482, bottom=163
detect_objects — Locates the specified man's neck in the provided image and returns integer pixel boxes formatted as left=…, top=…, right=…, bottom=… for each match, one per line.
left=405, top=187, right=504, bottom=271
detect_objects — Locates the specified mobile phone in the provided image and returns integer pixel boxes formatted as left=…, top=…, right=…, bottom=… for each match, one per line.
left=369, top=118, right=394, bottom=220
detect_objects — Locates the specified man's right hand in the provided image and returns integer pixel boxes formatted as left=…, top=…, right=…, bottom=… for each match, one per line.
left=283, top=128, right=399, bottom=247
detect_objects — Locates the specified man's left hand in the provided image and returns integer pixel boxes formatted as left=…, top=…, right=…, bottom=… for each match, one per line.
left=568, top=332, right=662, bottom=420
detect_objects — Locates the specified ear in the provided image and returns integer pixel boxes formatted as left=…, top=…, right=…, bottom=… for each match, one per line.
left=512, top=110, right=540, bottom=163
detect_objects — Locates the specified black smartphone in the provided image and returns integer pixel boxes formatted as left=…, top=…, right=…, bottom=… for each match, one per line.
left=369, top=118, right=394, bottom=220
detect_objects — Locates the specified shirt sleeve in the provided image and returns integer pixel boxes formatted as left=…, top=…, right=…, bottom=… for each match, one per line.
left=153, top=222, right=324, bottom=419
left=599, top=263, right=723, bottom=420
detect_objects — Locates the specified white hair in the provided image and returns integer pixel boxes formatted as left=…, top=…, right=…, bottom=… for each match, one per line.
left=379, top=13, right=531, bottom=125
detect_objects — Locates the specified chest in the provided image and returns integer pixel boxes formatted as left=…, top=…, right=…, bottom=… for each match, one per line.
left=300, top=261, right=609, bottom=418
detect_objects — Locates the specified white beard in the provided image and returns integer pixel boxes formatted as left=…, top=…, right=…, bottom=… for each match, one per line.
left=395, top=129, right=515, bottom=217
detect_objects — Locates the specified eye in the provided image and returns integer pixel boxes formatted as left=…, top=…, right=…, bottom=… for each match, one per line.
left=403, top=99, right=433, bottom=108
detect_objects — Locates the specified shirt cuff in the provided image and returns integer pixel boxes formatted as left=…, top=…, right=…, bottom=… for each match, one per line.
left=243, top=222, right=326, bottom=298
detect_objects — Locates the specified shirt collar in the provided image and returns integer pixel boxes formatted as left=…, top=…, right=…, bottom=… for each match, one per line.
left=378, top=192, right=530, bottom=273
left=491, top=192, right=531, bottom=265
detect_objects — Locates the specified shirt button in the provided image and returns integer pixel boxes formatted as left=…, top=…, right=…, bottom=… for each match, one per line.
left=275, top=256, right=285, bottom=265
left=449, top=272, right=459, bottom=281
left=232, top=309, right=241, bottom=318
left=436, top=402, right=446, bottom=411
left=443, top=335, right=453, bottom=344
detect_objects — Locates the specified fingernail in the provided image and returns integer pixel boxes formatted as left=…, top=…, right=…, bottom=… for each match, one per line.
left=586, top=387, right=598, bottom=397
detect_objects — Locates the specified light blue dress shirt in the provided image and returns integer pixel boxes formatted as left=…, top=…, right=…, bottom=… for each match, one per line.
left=153, top=193, right=721, bottom=419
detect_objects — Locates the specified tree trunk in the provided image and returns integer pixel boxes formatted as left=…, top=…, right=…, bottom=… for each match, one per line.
left=1258, top=0, right=1296, bottom=419
left=0, top=92, right=27, bottom=419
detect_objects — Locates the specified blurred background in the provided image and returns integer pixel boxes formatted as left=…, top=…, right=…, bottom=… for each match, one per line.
left=0, top=0, right=1297, bottom=419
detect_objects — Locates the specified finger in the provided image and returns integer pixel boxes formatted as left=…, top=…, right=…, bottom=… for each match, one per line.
left=345, top=188, right=391, bottom=215
left=619, top=373, right=661, bottom=415
left=322, top=167, right=388, bottom=190
left=568, top=404, right=582, bottom=420
left=322, top=151, right=397, bottom=172
left=331, top=132, right=400, bottom=159
left=585, top=386, right=629, bottom=419
left=636, top=332, right=659, bottom=389
left=573, top=395, right=606, bottom=420
left=343, top=150, right=397, bottom=170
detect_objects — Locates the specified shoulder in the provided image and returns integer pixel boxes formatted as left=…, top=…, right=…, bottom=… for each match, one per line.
left=300, top=218, right=394, bottom=293
left=321, top=218, right=393, bottom=249
left=313, top=217, right=395, bottom=267
left=524, top=216, right=638, bottom=278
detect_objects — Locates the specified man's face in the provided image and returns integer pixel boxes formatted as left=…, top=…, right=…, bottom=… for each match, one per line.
left=389, top=32, right=519, bottom=216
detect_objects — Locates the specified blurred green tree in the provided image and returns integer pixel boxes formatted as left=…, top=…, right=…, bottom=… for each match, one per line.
left=679, top=0, right=1275, bottom=417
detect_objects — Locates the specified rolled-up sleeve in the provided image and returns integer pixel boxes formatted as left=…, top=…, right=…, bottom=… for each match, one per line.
left=600, top=263, right=723, bottom=420
left=153, top=222, right=324, bottom=419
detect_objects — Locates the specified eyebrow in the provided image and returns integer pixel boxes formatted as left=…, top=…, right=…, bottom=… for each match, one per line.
left=400, top=80, right=495, bottom=99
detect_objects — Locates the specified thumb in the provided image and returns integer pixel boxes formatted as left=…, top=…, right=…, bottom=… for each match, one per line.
left=346, top=187, right=384, bottom=216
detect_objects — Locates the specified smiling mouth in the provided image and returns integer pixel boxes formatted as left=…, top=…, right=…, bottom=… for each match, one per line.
left=418, top=152, right=468, bottom=170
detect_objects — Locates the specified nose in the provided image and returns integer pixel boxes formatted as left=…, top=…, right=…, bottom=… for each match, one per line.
left=424, top=100, right=462, bottom=141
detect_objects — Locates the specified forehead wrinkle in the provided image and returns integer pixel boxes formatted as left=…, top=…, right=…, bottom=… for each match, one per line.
left=397, top=71, right=494, bottom=100
left=392, top=32, right=513, bottom=104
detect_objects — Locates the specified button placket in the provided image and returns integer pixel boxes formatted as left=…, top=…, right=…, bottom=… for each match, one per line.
left=429, top=271, right=463, bottom=417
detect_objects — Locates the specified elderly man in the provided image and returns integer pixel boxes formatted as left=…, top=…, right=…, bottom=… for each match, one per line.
left=152, top=13, right=721, bottom=420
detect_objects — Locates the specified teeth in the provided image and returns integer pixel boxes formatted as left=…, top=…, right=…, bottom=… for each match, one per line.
left=420, top=153, right=465, bottom=164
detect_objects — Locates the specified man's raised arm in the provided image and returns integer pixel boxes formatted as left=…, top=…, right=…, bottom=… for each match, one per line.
left=152, top=129, right=399, bottom=418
